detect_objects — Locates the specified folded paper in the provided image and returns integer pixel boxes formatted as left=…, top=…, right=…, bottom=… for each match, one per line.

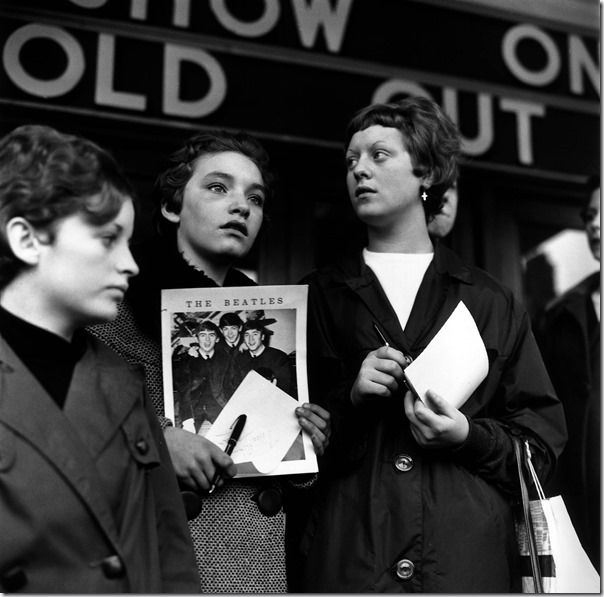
left=404, top=301, right=488, bottom=408
left=205, top=370, right=301, bottom=474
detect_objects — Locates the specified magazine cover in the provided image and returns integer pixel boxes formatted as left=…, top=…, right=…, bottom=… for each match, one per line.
left=161, top=284, right=317, bottom=477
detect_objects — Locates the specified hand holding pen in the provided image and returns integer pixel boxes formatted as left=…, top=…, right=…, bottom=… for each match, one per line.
left=349, top=323, right=410, bottom=407
left=372, top=322, right=413, bottom=367
left=208, top=414, right=246, bottom=494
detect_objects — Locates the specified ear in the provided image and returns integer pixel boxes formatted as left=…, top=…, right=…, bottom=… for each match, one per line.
left=5, top=217, right=42, bottom=266
left=421, top=174, right=434, bottom=189
left=161, top=203, right=181, bottom=224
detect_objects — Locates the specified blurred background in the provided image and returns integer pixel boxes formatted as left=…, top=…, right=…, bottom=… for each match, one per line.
left=0, top=0, right=599, bottom=323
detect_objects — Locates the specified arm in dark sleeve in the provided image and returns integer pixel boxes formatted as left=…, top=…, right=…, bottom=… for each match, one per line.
left=452, top=301, right=567, bottom=497
left=144, top=390, right=199, bottom=593
left=305, top=279, right=371, bottom=476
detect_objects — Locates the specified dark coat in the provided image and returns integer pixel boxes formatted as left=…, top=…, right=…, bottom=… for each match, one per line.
left=0, top=333, right=198, bottom=594
left=236, top=346, right=296, bottom=397
left=299, top=245, right=567, bottom=593
left=183, top=348, right=233, bottom=428
left=540, top=271, right=600, bottom=571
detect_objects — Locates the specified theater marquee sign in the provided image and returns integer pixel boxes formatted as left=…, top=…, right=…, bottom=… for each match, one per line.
left=0, top=0, right=599, bottom=178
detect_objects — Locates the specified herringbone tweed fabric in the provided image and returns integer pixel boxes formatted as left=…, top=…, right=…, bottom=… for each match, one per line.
left=90, top=300, right=287, bottom=593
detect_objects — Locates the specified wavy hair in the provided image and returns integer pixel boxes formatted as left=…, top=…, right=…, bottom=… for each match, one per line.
left=345, top=96, right=461, bottom=218
left=0, top=124, right=134, bottom=287
left=155, top=129, right=275, bottom=234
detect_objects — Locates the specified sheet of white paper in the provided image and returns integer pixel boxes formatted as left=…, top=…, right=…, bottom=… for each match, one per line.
left=204, top=370, right=301, bottom=474
left=404, top=301, right=488, bottom=408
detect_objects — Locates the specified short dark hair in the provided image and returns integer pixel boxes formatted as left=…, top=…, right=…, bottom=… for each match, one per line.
left=195, top=320, right=220, bottom=335
left=0, top=124, right=134, bottom=287
left=345, top=96, right=461, bottom=218
left=219, top=312, right=243, bottom=328
left=155, top=129, right=274, bottom=233
left=242, top=319, right=273, bottom=335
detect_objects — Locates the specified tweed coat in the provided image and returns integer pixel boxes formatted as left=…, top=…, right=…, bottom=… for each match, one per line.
left=90, top=236, right=297, bottom=593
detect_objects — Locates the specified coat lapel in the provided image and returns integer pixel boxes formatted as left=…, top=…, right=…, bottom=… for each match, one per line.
left=0, top=335, right=124, bottom=550
left=343, top=257, right=410, bottom=352
left=342, top=245, right=474, bottom=357
left=64, top=338, right=141, bottom=460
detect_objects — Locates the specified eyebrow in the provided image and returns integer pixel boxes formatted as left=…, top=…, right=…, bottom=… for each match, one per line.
left=204, top=171, right=267, bottom=194
left=97, top=221, right=123, bottom=233
left=346, top=139, right=392, bottom=154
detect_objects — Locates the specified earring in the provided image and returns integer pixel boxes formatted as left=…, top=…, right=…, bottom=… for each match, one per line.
left=419, top=185, right=430, bottom=202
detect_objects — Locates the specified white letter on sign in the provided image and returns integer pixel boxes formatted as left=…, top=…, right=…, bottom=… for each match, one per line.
left=502, top=24, right=560, bottom=87
left=3, top=24, right=84, bottom=98
left=163, top=44, right=227, bottom=117
left=500, top=98, right=545, bottom=165
left=95, top=34, right=146, bottom=110
left=211, top=0, right=279, bottom=37
left=291, top=0, right=353, bottom=53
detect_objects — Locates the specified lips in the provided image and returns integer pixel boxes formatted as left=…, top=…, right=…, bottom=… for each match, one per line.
left=221, top=220, right=248, bottom=236
left=355, top=186, right=375, bottom=198
left=108, top=285, right=128, bottom=295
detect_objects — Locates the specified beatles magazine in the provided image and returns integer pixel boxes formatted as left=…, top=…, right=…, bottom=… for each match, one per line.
left=161, top=284, right=317, bottom=477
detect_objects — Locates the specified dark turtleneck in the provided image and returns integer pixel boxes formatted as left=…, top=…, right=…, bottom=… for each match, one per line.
left=126, top=233, right=256, bottom=341
left=0, top=306, right=87, bottom=408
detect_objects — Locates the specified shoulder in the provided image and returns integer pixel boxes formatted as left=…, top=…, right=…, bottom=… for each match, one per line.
left=433, top=245, right=518, bottom=313
left=543, top=272, right=598, bottom=325
left=84, top=331, right=146, bottom=381
left=300, top=253, right=362, bottom=288
left=548, top=272, right=598, bottom=310
left=466, top=264, right=516, bottom=305
left=266, top=346, right=289, bottom=359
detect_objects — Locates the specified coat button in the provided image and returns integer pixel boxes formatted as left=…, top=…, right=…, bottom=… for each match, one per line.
left=394, top=454, right=414, bottom=472
left=395, top=558, right=415, bottom=580
left=253, top=486, right=283, bottom=516
left=100, top=555, right=125, bottom=579
left=135, top=438, right=149, bottom=455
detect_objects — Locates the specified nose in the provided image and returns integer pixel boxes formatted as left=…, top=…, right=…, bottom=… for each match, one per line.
left=229, top=191, right=250, bottom=218
left=587, top=210, right=600, bottom=232
left=352, top=155, right=370, bottom=182
left=120, top=245, right=139, bottom=278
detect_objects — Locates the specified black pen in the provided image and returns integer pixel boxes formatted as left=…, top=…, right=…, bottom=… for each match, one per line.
left=208, top=414, right=247, bottom=495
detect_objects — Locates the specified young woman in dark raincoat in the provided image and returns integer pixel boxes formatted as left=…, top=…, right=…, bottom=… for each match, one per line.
left=0, top=125, right=198, bottom=593
left=298, top=97, right=567, bottom=592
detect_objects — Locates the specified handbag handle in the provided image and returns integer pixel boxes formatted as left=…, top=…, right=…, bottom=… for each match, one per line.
left=513, top=436, right=544, bottom=593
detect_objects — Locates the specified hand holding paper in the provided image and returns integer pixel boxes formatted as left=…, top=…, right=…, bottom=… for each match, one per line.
left=404, top=388, right=470, bottom=448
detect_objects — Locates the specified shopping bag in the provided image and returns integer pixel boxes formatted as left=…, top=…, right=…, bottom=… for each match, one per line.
left=514, top=438, right=601, bottom=593
left=541, top=495, right=600, bottom=593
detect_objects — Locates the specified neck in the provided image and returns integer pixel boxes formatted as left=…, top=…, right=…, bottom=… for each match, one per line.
left=177, top=239, right=230, bottom=286
left=367, top=220, right=433, bottom=254
left=0, top=276, right=74, bottom=341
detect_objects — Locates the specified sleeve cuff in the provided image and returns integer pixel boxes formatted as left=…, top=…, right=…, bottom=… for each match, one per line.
left=451, top=416, right=492, bottom=466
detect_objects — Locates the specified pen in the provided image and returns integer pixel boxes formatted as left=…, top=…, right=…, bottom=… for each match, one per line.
left=373, top=321, right=413, bottom=367
left=373, top=321, right=389, bottom=347
left=208, top=414, right=247, bottom=495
